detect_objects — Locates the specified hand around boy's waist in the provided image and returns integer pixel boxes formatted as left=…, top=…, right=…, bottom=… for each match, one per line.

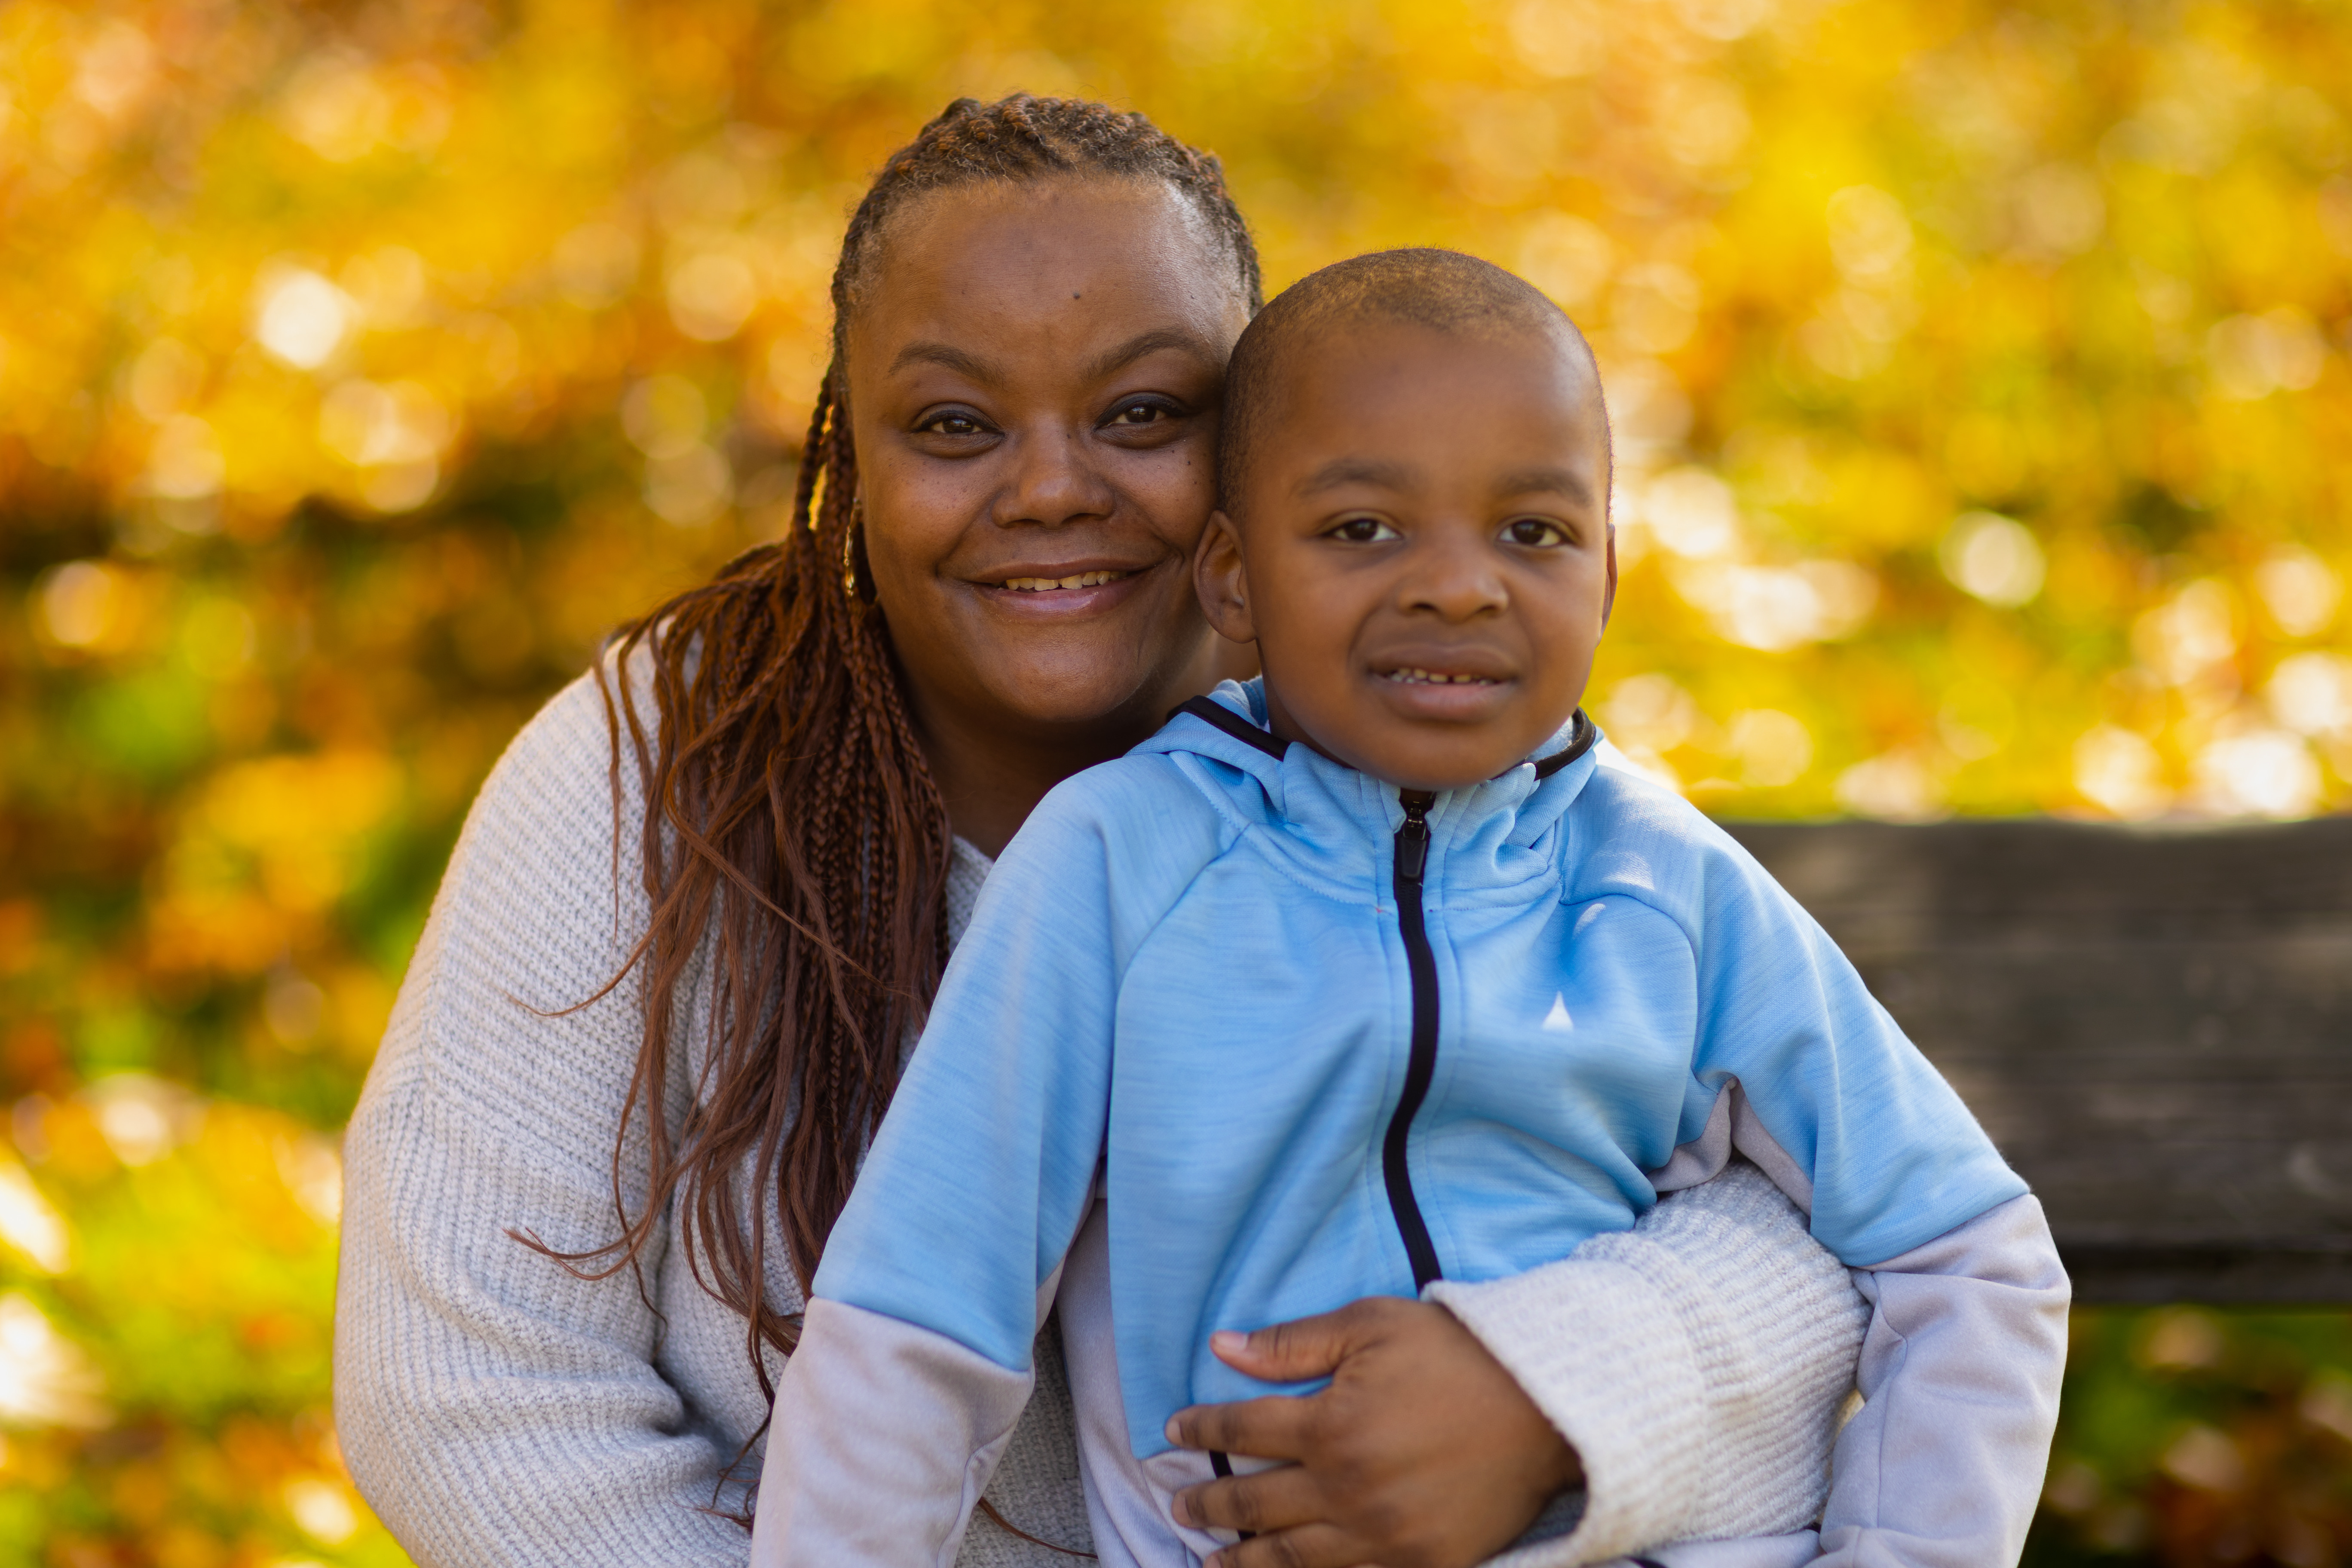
left=1164, top=1295, right=1582, bottom=1568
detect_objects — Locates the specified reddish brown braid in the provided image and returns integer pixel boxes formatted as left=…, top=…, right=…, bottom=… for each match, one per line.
left=533, top=98, right=1263, bottom=1452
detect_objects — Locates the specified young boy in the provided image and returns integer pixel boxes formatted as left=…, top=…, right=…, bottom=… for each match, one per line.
left=753, top=250, right=2065, bottom=1568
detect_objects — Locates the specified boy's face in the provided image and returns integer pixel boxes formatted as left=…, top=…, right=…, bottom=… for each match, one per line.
left=1195, top=320, right=1615, bottom=793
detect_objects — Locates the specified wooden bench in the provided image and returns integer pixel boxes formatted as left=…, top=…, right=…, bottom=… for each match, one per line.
left=1726, top=817, right=2352, bottom=1306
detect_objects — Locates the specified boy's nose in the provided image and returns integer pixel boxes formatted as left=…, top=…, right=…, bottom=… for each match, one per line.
left=1401, top=531, right=1510, bottom=620
left=992, top=427, right=1117, bottom=528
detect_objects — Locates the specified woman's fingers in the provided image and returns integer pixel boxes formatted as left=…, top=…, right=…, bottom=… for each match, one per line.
left=1206, top=1302, right=1377, bottom=1382
left=1172, top=1459, right=1321, bottom=1534
left=1166, top=1393, right=1317, bottom=1461
left=1239, top=1297, right=1579, bottom=1568
left=1203, top=1521, right=1371, bottom=1568
left=1175, top=1296, right=1580, bottom=1568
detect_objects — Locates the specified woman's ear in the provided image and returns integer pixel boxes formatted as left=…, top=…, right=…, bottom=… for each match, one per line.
left=1194, top=510, right=1258, bottom=646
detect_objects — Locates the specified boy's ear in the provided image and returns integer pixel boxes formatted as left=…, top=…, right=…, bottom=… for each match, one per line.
left=1601, top=522, right=1619, bottom=629
left=1194, top=510, right=1259, bottom=646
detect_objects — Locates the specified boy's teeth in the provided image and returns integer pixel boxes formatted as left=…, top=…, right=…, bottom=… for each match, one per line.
left=1003, top=570, right=1125, bottom=591
left=1387, top=667, right=1497, bottom=685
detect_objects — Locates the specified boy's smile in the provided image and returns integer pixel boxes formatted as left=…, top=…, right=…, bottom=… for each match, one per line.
left=1196, top=319, right=1616, bottom=792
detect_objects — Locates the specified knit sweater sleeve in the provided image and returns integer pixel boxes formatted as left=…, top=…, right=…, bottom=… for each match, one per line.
left=1429, top=1160, right=1869, bottom=1568
left=333, top=667, right=754, bottom=1568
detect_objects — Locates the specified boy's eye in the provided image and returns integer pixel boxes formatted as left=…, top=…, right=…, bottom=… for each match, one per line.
left=1503, top=517, right=1572, bottom=547
left=1326, top=516, right=1401, bottom=544
left=1105, top=399, right=1171, bottom=426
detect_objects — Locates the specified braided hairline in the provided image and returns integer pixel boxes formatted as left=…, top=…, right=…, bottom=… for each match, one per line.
left=831, top=93, right=1265, bottom=351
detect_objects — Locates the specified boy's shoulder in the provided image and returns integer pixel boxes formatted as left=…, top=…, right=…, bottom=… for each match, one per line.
left=1029, top=747, right=1255, bottom=839
left=992, top=749, right=1253, bottom=911
left=1558, top=756, right=1788, bottom=924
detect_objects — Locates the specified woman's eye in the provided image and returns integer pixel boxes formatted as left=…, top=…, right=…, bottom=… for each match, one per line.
left=1105, top=399, right=1170, bottom=426
left=1328, top=516, right=1400, bottom=544
left=1504, top=518, right=1571, bottom=547
left=919, top=412, right=986, bottom=438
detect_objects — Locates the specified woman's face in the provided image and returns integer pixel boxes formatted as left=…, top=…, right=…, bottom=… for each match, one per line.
left=845, top=177, right=1252, bottom=751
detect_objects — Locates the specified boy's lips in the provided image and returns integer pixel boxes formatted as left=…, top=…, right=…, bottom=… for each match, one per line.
left=1367, top=655, right=1519, bottom=720
left=1379, top=666, right=1504, bottom=686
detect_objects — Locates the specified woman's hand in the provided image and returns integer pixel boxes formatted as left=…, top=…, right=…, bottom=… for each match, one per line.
left=1164, top=1296, right=1583, bottom=1568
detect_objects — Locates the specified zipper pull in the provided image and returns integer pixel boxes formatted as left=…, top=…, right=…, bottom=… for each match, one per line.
left=1394, top=790, right=1435, bottom=886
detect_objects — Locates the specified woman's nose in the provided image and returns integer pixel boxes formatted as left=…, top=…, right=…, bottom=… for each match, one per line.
left=993, top=426, right=1117, bottom=527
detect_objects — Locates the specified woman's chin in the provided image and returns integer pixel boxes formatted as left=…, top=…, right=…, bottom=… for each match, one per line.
left=965, top=640, right=1219, bottom=738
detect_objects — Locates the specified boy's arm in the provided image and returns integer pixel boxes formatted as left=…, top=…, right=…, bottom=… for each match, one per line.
left=1436, top=1170, right=2067, bottom=1568
left=753, top=1296, right=1053, bottom=1566
left=1431, top=1159, right=1870, bottom=1566
left=1813, top=1193, right=2069, bottom=1568
left=751, top=767, right=1215, bottom=1567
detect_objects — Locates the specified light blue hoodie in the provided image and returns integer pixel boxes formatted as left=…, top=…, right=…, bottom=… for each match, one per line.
left=810, top=679, right=2027, bottom=1473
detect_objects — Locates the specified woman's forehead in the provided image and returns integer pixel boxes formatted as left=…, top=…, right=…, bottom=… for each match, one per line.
left=849, top=176, right=1248, bottom=343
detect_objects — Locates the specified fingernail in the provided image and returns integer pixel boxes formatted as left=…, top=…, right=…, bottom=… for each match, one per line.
left=1171, top=1493, right=1194, bottom=1526
left=1210, top=1329, right=1246, bottom=1355
left=1165, top=1416, right=1182, bottom=1444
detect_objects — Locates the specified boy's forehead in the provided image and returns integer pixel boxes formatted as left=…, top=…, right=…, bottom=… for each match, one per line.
left=1256, top=318, right=1607, bottom=479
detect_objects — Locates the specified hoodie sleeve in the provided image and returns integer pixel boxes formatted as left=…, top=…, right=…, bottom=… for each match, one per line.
left=1812, top=1194, right=2070, bottom=1568
left=1436, top=1174, right=2068, bottom=1568
left=1676, top=837, right=2027, bottom=1269
left=753, top=764, right=1222, bottom=1568
left=1431, top=1161, right=1867, bottom=1568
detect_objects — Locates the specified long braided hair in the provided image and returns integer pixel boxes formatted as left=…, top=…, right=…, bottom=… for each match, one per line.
left=562, top=98, right=1264, bottom=1413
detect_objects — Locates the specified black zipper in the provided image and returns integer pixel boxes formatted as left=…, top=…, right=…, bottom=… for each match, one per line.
left=1383, top=789, right=1445, bottom=1292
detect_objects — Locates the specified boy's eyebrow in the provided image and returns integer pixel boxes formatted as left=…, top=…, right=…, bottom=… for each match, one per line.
left=888, top=340, right=1000, bottom=383
left=1295, top=456, right=1414, bottom=497
left=1495, top=466, right=1598, bottom=509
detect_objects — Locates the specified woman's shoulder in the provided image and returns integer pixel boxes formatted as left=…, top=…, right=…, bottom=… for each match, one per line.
left=469, top=643, right=653, bottom=849
left=361, top=647, right=665, bottom=1163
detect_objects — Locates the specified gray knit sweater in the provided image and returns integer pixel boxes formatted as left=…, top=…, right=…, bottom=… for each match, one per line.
left=334, top=668, right=1913, bottom=1568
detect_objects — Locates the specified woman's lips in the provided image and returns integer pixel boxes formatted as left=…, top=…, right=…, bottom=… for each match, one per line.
left=999, top=568, right=1133, bottom=591
left=968, top=563, right=1158, bottom=617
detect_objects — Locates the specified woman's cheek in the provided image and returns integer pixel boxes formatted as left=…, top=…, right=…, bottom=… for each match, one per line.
left=1126, top=439, right=1220, bottom=553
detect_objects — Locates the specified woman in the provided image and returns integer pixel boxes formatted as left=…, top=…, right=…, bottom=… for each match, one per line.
left=334, top=97, right=1870, bottom=1568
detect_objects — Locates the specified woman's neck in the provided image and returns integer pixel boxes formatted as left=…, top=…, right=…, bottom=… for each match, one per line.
left=913, top=643, right=1258, bottom=859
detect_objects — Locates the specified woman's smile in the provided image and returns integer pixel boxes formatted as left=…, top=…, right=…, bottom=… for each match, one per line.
left=966, top=557, right=1158, bottom=617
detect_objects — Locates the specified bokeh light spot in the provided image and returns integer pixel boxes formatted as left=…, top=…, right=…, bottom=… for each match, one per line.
left=667, top=251, right=759, bottom=341
left=1939, top=512, right=2046, bottom=607
left=254, top=270, right=353, bottom=369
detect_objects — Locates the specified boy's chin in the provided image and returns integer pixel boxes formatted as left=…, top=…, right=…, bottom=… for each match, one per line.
left=1270, top=683, right=1580, bottom=791
left=1342, top=727, right=1570, bottom=794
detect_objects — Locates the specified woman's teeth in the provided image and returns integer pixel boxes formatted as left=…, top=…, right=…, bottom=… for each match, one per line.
left=1385, top=668, right=1499, bottom=685
left=1001, top=570, right=1128, bottom=591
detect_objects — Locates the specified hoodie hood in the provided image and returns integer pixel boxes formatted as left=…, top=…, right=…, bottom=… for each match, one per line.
left=1131, top=678, right=1602, bottom=909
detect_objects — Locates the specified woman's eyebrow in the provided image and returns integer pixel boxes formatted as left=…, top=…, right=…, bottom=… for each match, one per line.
left=1082, top=327, right=1217, bottom=382
left=889, top=340, right=999, bottom=382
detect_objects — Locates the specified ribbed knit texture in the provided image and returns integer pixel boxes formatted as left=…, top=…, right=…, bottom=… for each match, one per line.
left=335, top=667, right=1864, bottom=1568
left=1436, top=1161, right=1869, bottom=1567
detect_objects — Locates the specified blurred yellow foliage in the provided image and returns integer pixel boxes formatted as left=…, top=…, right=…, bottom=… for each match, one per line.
left=2, top=0, right=2349, bottom=1562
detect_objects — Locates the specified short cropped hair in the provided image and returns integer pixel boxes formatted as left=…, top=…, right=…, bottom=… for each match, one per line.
left=1217, top=247, right=1608, bottom=514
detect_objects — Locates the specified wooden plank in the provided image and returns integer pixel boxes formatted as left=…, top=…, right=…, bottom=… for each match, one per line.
left=1722, top=818, right=2352, bottom=1305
